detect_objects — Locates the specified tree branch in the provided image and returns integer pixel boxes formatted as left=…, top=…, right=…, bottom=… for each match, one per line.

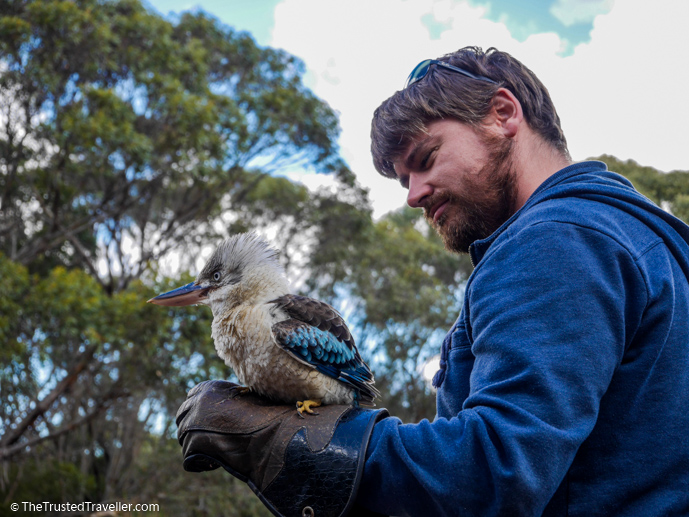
left=0, top=390, right=126, bottom=461
left=0, top=344, right=98, bottom=448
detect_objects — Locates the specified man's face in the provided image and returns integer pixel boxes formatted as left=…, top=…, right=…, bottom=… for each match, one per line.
left=393, top=119, right=518, bottom=253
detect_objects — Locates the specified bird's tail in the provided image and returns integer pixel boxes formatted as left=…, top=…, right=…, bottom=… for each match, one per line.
left=354, top=387, right=380, bottom=408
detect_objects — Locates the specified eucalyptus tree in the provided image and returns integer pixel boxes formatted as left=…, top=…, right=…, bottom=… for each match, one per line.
left=0, top=0, right=347, bottom=291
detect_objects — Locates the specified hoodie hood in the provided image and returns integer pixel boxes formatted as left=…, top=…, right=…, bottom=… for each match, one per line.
left=469, top=160, right=689, bottom=282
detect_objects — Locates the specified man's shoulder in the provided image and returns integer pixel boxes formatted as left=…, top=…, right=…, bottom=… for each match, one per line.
left=509, top=193, right=663, bottom=259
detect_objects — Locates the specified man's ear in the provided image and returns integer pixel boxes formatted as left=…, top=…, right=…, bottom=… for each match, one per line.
left=489, top=88, right=523, bottom=138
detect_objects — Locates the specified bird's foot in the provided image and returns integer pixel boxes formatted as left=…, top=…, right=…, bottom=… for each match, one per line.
left=228, top=385, right=252, bottom=399
left=296, top=399, right=322, bottom=417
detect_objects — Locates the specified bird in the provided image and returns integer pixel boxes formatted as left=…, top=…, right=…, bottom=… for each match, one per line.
left=147, top=232, right=379, bottom=416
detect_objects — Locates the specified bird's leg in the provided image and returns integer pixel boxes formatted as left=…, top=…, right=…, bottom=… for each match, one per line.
left=296, top=399, right=322, bottom=417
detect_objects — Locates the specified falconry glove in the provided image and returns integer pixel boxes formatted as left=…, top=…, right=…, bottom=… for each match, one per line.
left=176, top=380, right=389, bottom=517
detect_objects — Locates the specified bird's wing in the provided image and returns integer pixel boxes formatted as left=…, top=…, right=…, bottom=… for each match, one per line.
left=270, top=294, right=354, bottom=346
left=269, top=294, right=379, bottom=406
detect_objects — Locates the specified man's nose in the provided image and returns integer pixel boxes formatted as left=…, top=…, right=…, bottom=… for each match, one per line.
left=407, top=173, right=433, bottom=208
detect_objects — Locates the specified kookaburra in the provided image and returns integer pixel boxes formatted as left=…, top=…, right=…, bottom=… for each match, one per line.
left=148, top=233, right=379, bottom=415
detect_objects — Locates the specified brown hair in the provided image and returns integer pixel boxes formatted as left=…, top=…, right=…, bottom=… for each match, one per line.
left=370, top=46, right=569, bottom=178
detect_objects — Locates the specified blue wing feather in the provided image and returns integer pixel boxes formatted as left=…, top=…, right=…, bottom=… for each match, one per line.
left=271, top=317, right=379, bottom=405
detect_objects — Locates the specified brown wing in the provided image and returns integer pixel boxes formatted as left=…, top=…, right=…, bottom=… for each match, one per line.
left=268, top=294, right=354, bottom=347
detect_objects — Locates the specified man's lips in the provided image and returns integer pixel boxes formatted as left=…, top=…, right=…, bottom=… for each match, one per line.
left=429, top=199, right=449, bottom=223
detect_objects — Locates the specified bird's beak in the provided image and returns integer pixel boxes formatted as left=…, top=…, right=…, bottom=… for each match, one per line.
left=147, top=282, right=210, bottom=307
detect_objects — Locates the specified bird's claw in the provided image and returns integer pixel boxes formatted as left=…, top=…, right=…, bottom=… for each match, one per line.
left=296, top=399, right=321, bottom=417
left=228, top=386, right=252, bottom=399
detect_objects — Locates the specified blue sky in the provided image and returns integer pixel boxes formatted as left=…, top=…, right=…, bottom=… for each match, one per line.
left=143, top=0, right=688, bottom=218
left=145, top=0, right=282, bottom=45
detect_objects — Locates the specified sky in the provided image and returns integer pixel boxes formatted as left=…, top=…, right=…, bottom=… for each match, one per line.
left=145, top=0, right=689, bottom=219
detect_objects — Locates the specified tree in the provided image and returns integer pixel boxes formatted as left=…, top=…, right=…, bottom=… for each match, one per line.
left=0, top=256, right=217, bottom=495
left=596, top=155, right=689, bottom=223
left=0, top=0, right=346, bottom=291
left=0, top=0, right=352, bottom=510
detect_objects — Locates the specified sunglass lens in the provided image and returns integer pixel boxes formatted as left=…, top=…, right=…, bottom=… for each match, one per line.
left=405, top=59, right=433, bottom=87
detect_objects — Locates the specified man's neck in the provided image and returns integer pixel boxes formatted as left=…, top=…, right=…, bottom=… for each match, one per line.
left=512, top=133, right=572, bottom=209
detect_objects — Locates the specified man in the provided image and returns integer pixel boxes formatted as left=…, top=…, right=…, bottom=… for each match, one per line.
left=176, top=47, right=689, bottom=516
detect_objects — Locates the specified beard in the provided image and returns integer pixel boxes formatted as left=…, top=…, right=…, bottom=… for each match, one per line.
left=424, top=133, right=518, bottom=254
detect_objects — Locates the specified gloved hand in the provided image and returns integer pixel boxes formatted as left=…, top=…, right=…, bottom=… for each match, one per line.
left=175, top=380, right=388, bottom=517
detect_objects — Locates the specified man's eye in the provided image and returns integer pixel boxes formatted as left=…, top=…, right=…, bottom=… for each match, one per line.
left=421, top=147, right=438, bottom=168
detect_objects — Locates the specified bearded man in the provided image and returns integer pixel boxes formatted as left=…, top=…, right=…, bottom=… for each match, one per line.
left=175, top=47, right=689, bottom=516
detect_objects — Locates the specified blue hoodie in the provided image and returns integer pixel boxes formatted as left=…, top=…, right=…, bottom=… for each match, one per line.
left=358, top=161, right=689, bottom=516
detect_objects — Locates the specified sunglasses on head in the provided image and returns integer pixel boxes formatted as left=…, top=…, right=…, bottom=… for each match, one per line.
left=405, top=59, right=497, bottom=88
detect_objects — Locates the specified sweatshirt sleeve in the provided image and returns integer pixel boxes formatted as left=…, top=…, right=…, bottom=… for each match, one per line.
left=356, top=221, right=647, bottom=516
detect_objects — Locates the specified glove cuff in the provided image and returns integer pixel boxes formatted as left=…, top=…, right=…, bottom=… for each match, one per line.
left=259, top=406, right=388, bottom=517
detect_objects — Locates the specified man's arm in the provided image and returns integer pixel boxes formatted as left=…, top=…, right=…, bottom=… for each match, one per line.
left=357, top=222, right=646, bottom=516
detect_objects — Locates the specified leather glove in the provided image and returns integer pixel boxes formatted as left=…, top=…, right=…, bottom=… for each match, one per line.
left=176, top=380, right=389, bottom=517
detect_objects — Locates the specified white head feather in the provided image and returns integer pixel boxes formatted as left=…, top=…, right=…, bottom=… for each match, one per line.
left=196, top=233, right=290, bottom=314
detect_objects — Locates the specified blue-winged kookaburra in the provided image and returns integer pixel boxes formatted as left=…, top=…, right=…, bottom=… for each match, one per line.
left=148, top=233, right=379, bottom=415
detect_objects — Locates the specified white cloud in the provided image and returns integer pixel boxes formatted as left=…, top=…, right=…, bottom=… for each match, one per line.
left=555, top=0, right=689, bottom=171
left=550, top=0, right=615, bottom=27
left=271, top=0, right=689, bottom=218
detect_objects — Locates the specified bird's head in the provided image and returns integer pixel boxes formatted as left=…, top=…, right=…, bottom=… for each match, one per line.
left=147, top=233, right=289, bottom=314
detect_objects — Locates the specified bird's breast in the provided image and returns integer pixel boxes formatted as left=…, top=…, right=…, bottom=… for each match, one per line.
left=211, top=305, right=273, bottom=380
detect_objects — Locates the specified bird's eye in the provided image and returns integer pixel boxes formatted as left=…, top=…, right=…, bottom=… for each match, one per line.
left=213, top=271, right=221, bottom=282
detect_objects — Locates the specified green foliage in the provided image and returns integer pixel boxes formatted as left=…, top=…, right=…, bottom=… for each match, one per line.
left=0, top=459, right=98, bottom=517
left=0, top=254, right=221, bottom=508
left=0, top=0, right=356, bottom=511
left=353, top=209, right=466, bottom=326
left=0, top=0, right=345, bottom=290
left=316, top=208, right=471, bottom=421
left=596, top=155, right=689, bottom=224
left=0, top=254, right=216, bottom=399
left=0, top=254, right=30, bottom=352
